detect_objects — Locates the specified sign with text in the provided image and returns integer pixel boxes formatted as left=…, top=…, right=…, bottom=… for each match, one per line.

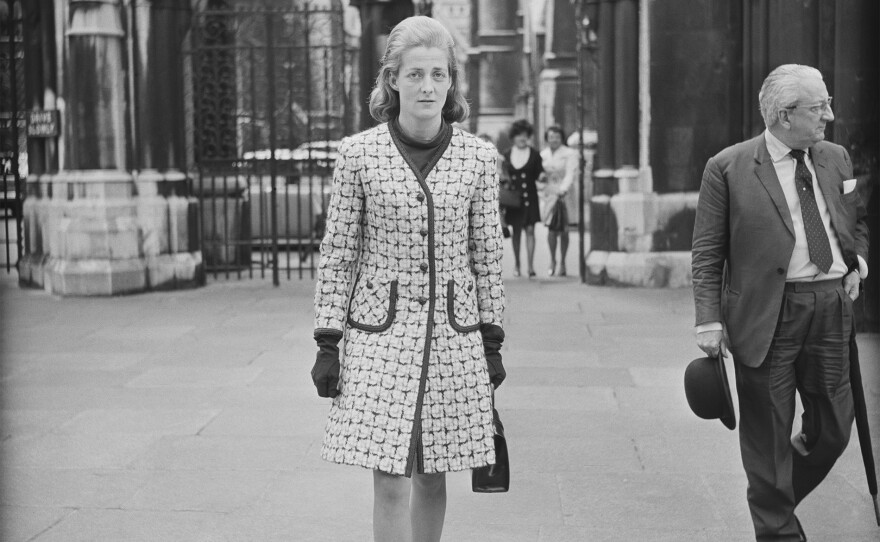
left=27, top=110, right=60, bottom=138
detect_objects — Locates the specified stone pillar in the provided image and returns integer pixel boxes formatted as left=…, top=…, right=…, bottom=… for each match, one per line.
left=131, top=0, right=202, bottom=288
left=19, top=0, right=203, bottom=295
left=538, top=0, right=577, bottom=138
left=471, top=0, right=522, bottom=141
left=67, top=0, right=127, bottom=170
left=591, top=0, right=616, bottom=199
left=586, top=0, right=693, bottom=288
left=612, top=0, right=638, bottom=170
left=351, top=0, right=413, bottom=131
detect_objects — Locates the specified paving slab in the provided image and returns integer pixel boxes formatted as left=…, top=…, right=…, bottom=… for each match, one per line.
left=130, top=435, right=313, bottom=471
left=1, top=233, right=878, bottom=541
left=557, top=471, right=721, bottom=530
left=0, top=505, right=72, bottom=542
left=2, top=433, right=159, bottom=469
left=1, top=468, right=149, bottom=508
left=56, top=408, right=219, bottom=435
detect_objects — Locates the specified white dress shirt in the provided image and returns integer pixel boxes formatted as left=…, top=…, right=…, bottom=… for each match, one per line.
left=764, top=130, right=848, bottom=281
left=696, top=130, right=867, bottom=335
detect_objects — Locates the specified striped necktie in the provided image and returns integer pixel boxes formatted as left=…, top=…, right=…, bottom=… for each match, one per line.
left=789, top=149, right=833, bottom=273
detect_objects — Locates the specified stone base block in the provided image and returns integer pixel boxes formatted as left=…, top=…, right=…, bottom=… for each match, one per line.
left=168, top=197, right=200, bottom=253
left=592, top=191, right=699, bottom=253
left=42, top=257, right=147, bottom=296
left=18, top=253, right=49, bottom=289
left=586, top=250, right=692, bottom=288
left=146, top=253, right=205, bottom=290
left=57, top=216, right=142, bottom=260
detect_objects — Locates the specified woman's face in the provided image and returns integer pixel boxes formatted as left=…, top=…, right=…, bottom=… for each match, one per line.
left=547, top=131, right=563, bottom=150
left=512, top=133, right=531, bottom=149
left=390, top=46, right=452, bottom=127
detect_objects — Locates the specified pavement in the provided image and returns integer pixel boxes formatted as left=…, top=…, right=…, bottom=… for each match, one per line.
left=1, top=225, right=878, bottom=542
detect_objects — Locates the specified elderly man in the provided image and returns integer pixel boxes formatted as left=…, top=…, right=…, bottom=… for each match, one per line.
left=692, top=64, right=870, bottom=541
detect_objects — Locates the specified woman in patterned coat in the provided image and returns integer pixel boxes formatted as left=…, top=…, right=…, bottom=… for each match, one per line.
left=310, top=16, right=506, bottom=542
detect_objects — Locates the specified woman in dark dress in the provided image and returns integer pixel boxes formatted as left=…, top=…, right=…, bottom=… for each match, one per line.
left=502, top=119, right=543, bottom=277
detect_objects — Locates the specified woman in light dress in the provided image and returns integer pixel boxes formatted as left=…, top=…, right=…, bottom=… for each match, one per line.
left=539, top=125, right=579, bottom=276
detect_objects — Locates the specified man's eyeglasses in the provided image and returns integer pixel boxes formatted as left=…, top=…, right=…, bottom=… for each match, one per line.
left=785, top=97, right=833, bottom=115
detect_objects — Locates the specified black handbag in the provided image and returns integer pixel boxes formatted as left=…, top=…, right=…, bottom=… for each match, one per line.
left=499, top=185, right=521, bottom=209
left=471, top=407, right=509, bottom=493
left=547, top=199, right=568, bottom=232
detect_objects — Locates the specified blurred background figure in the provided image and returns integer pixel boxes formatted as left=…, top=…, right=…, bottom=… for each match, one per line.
left=503, top=119, right=543, bottom=278
left=478, top=133, right=512, bottom=240
left=540, top=126, right=579, bottom=277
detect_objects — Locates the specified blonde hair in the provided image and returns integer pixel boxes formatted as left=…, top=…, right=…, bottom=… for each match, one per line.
left=758, top=64, right=823, bottom=128
left=369, top=16, right=469, bottom=124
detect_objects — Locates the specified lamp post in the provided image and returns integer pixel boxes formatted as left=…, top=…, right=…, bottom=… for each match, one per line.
left=571, top=0, right=596, bottom=283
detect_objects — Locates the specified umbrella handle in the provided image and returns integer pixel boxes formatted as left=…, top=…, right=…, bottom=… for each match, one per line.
left=874, top=495, right=879, bottom=527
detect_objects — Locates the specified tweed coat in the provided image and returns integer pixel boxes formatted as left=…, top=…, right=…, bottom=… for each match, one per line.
left=314, top=122, right=506, bottom=476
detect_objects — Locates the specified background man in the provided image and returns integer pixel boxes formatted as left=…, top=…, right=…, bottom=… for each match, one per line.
left=692, top=64, right=870, bottom=541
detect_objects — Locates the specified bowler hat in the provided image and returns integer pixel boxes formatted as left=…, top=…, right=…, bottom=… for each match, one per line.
left=684, top=355, right=736, bottom=430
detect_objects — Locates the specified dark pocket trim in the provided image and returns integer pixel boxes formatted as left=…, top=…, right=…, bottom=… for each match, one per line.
left=347, top=278, right=398, bottom=332
left=447, top=279, right=481, bottom=333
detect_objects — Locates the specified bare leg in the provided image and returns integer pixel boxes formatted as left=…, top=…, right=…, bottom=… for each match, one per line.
left=547, top=230, right=558, bottom=275
left=373, top=470, right=411, bottom=542
left=525, top=225, right=536, bottom=276
left=511, top=224, right=523, bottom=275
left=410, top=473, right=447, bottom=542
left=558, top=230, right=569, bottom=276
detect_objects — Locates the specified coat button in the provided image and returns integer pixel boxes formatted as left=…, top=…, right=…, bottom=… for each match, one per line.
left=420, top=228, right=428, bottom=237
left=418, top=296, right=427, bottom=305
left=522, top=183, right=527, bottom=189
left=524, top=201, right=530, bottom=206
left=366, top=281, right=374, bottom=288
left=420, top=263, right=428, bottom=272
left=416, top=193, right=425, bottom=202
left=467, top=283, right=474, bottom=291
left=777, top=268, right=785, bottom=275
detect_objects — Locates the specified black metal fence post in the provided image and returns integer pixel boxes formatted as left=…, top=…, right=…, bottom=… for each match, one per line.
left=265, top=11, right=279, bottom=287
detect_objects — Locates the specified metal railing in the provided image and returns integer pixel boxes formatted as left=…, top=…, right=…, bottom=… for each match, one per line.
left=0, top=0, right=24, bottom=274
left=188, top=2, right=350, bottom=284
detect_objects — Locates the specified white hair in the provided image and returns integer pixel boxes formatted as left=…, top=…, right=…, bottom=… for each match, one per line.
left=758, top=64, right=824, bottom=128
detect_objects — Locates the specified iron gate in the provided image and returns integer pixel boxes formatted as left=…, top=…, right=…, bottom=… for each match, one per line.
left=189, top=0, right=352, bottom=284
left=0, top=0, right=24, bottom=274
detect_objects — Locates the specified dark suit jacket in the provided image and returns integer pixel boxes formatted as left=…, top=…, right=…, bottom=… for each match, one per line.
left=692, top=134, right=869, bottom=368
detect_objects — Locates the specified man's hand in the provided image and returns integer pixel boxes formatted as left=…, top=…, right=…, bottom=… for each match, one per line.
left=843, top=270, right=861, bottom=301
left=697, top=329, right=728, bottom=359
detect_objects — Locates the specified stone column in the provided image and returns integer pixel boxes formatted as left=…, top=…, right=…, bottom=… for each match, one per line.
left=591, top=0, right=615, bottom=197
left=131, top=0, right=202, bottom=287
left=538, top=0, right=577, bottom=138
left=19, top=0, right=203, bottom=294
left=586, top=0, right=693, bottom=288
left=67, top=0, right=127, bottom=170
left=351, top=0, right=413, bottom=131
left=471, top=0, right=521, bottom=141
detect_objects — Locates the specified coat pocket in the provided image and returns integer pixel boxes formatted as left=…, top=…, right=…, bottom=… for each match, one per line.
left=447, top=278, right=481, bottom=333
left=347, top=275, right=398, bottom=332
left=838, top=189, right=862, bottom=232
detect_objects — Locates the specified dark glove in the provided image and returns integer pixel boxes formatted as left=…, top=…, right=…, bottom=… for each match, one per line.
left=481, top=323, right=506, bottom=389
left=312, top=331, right=343, bottom=398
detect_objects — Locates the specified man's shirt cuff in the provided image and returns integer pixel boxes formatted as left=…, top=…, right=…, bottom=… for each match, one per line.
left=696, top=322, right=723, bottom=334
left=857, top=255, right=868, bottom=279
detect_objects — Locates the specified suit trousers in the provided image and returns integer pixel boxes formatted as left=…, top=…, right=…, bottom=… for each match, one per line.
left=734, top=279, right=855, bottom=541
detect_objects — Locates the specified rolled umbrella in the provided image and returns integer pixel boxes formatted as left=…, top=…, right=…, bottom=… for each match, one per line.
left=849, top=332, right=880, bottom=526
